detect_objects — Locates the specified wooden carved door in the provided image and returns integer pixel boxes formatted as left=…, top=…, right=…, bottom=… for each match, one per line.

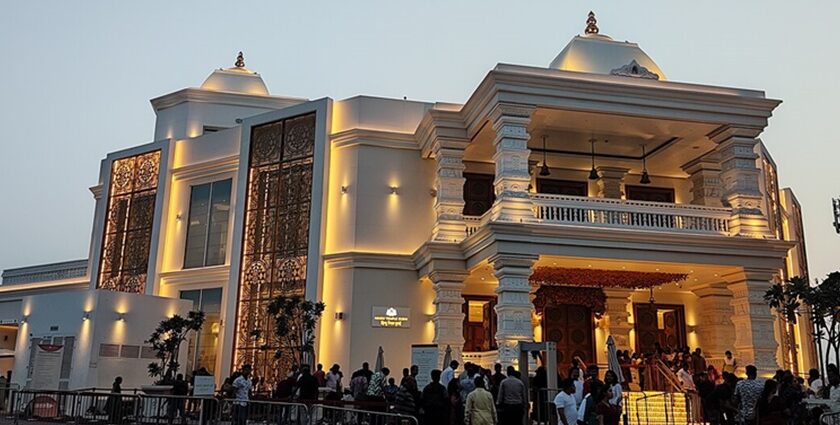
left=463, top=297, right=497, bottom=352
left=543, top=305, right=595, bottom=368
left=634, top=303, right=687, bottom=353
left=634, top=303, right=659, bottom=354
left=463, top=173, right=495, bottom=217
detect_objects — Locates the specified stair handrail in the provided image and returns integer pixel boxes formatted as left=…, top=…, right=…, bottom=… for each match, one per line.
left=634, top=391, right=674, bottom=425
left=652, top=358, right=685, bottom=393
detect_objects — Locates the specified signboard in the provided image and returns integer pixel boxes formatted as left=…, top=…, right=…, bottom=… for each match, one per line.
left=193, top=376, right=216, bottom=396
left=371, top=306, right=411, bottom=328
left=31, top=344, right=63, bottom=390
left=411, top=344, right=439, bottom=389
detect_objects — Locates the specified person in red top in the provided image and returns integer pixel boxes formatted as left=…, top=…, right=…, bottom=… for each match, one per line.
left=313, top=363, right=327, bottom=387
left=595, top=386, right=621, bottom=425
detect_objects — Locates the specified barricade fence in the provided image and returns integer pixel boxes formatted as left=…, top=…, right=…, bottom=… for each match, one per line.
left=0, top=389, right=418, bottom=425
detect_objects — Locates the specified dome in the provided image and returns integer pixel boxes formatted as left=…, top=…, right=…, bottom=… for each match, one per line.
left=548, top=12, right=666, bottom=81
left=200, top=52, right=270, bottom=95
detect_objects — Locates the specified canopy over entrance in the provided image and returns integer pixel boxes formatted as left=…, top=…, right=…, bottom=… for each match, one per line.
left=530, top=267, right=689, bottom=289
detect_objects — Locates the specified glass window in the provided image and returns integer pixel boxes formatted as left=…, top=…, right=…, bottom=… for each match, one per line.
left=184, top=179, right=232, bottom=268
left=180, top=288, right=223, bottom=375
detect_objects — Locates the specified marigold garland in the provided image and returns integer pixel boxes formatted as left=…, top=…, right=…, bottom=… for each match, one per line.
left=529, top=267, right=688, bottom=289
left=533, top=286, right=607, bottom=317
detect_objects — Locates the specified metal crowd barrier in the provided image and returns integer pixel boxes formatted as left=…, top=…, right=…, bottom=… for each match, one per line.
left=6, top=389, right=140, bottom=425
left=0, top=389, right=425, bottom=425
left=822, top=410, right=840, bottom=425
left=309, top=404, right=417, bottom=425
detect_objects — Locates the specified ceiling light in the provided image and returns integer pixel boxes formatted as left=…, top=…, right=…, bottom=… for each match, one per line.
left=588, top=138, right=598, bottom=180
left=539, top=135, right=550, bottom=176
left=640, top=145, right=651, bottom=185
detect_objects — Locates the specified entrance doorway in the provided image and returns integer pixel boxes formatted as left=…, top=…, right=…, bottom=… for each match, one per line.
left=633, top=303, right=687, bottom=354
left=542, top=305, right=595, bottom=368
left=462, top=296, right=497, bottom=352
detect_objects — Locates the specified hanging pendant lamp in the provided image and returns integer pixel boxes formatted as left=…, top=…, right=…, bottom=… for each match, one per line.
left=539, top=135, right=550, bottom=176
left=640, top=145, right=652, bottom=185
left=588, top=138, right=599, bottom=180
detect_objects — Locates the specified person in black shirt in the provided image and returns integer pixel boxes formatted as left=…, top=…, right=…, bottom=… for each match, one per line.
left=421, top=369, right=448, bottom=425
left=296, top=366, right=320, bottom=401
left=168, top=374, right=189, bottom=425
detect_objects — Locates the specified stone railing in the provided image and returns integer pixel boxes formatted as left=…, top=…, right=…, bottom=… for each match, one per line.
left=531, top=194, right=732, bottom=235
left=464, top=211, right=492, bottom=236
left=1, top=259, right=88, bottom=285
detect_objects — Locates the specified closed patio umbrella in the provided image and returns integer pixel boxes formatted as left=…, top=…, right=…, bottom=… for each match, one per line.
left=374, top=346, right=385, bottom=372
left=606, top=335, right=625, bottom=383
left=442, top=345, right=452, bottom=369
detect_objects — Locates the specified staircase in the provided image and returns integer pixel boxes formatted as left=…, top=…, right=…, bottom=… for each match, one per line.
left=624, top=391, right=691, bottom=425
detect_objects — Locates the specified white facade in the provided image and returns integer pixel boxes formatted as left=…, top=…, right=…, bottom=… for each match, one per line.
left=0, top=15, right=816, bottom=389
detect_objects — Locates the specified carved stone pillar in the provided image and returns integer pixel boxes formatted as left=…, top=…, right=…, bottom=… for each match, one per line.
left=492, top=254, right=538, bottom=368
left=432, top=142, right=468, bottom=242
left=682, top=154, right=723, bottom=207
left=725, top=269, right=780, bottom=374
left=596, top=166, right=629, bottom=199
left=711, top=127, right=770, bottom=236
left=489, top=104, right=536, bottom=222
left=430, top=270, right=469, bottom=364
left=603, top=288, right=633, bottom=350
left=692, top=282, right=736, bottom=363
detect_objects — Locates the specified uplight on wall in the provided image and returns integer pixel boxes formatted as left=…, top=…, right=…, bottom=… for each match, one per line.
left=335, top=312, right=345, bottom=320
left=116, top=313, right=126, bottom=322
left=389, top=186, right=399, bottom=195
left=340, top=186, right=349, bottom=194
left=82, top=312, right=91, bottom=321
left=20, top=316, right=28, bottom=324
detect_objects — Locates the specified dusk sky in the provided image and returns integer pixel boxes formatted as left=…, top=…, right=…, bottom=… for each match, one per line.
left=1, top=1, right=838, bottom=280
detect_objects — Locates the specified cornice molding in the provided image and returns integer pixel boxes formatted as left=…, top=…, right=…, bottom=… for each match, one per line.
left=158, top=265, right=231, bottom=286
left=323, top=251, right=416, bottom=271
left=150, top=88, right=307, bottom=112
left=330, top=129, right=419, bottom=151
left=171, top=155, right=239, bottom=181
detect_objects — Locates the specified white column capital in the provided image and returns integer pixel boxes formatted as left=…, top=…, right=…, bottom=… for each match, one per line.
left=595, top=166, right=629, bottom=199
left=488, top=104, right=535, bottom=223
left=432, top=143, right=468, bottom=242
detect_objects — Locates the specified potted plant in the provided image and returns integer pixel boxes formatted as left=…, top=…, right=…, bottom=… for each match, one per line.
left=143, top=310, right=205, bottom=393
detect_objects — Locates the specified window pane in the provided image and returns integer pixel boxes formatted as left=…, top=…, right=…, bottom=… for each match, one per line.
left=179, top=290, right=201, bottom=310
left=197, top=288, right=223, bottom=374
left=205, top=179, right=232, bottom=266
left=184, top=184, right=211, bottom=268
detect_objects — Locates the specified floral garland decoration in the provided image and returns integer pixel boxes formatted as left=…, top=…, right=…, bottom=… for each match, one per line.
left=529, top=267, right=688, bottom=290
left=533, top=286, right=607, bottom=318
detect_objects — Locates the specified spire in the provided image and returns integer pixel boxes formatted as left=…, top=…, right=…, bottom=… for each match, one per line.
left=585, top=11, right=599, bottom=35
left=235, top=51, right=245, bottom=68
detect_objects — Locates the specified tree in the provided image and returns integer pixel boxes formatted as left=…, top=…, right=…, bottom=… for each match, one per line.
left=765, top=273, right=840, bottom=375
left=266, top=295, right=325, bottom=367
left=146, top=310, right=205, bottom=384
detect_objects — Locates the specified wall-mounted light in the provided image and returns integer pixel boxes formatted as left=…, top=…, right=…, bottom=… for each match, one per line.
left=340, top=186, right=349, bottom=194
left=176, top=213, right=183, bottom=221
left=116, top=313, right=125, bottom=322
left=335, top=312, right=345, bottom=320
left=82, top=312, right=91, bottom=321
left=429, top=188, right=437, bottom=197
left=687, top=325, right=697, bottom=334
left=389, top=186, right=399, bottom=195
left=20, top=316, right=28, bottom=324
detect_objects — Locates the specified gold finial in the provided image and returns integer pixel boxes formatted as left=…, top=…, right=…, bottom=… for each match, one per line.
left=585, top=11, right=599, bottom=35
left=235, top=51, right=245, bottom=68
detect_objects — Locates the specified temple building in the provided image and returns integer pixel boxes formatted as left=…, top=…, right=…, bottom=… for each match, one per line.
left=0, top=13, right=815, bottom=389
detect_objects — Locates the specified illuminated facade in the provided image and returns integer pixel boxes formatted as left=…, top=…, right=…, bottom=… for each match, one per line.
left=0, top=16, right=816, bottom=389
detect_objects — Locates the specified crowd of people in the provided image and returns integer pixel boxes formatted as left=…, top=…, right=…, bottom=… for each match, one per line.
left=208, top=346, right=840, bottom=425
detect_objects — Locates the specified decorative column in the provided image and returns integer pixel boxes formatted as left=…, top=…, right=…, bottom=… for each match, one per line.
left=489, top=104, right=536, bottom=222
left=724, top=269, right=780, bottom=374
left=682, top=153, right=723, bottom=207
left=603, top=288, right=633, bottom=350
left=596, top=166, right=629, bottom=199
left=432, top=141, right=469, bottom=242
left=692, top=282, right=736, bottom=363
left=429, top=270, right=469, bottom=364
left=711, top=127, right=770, bottom=236
left=491, top=253, right=538, bottom=368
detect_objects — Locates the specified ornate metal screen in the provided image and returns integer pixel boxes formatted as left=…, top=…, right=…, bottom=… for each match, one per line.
left=235, top=113, right=316, bottom=383
left=97, top=150, right=161, bottom=293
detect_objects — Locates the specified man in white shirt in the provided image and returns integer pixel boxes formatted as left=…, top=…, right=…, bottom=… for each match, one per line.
left=232, top=364, right=252, bottom=425
left=441, top=360, right=459, bottom=388
left=677, top=363, right=696, bottom=391
left=554, top=379, right=578, bottom=425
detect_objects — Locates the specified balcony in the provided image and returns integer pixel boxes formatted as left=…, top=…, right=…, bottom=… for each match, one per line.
left=466, top=194, right=732, bottom=237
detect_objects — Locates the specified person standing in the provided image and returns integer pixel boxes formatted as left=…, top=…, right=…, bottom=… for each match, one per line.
left=421, top=369, right=449, bottom=425
left=464, top=377, right=496, bottom=425
left=603, top=370, right=622, bottom=407
left=691, top=348, right=707, bottom=375
left=496, top=367, right=526, bottom=425
left=489, top=363, right=505, bottom=401
left=366, top=367, right=390, bottom=402
left=553, top=379, right=578, bottom=425
left=106, top=376, right=123, bottom=424
left=168, top=374, right=189, bottom=425
left=442, top=361, right=459, bottom=388
left=313, top=363, right=327, bottom=388
left=296, top=365, right=320, bottom=401
left=232, top=365, right=253, bottom=425
left=734, top=365, right=764, bottom=425
left=325, top=364, right=343, bottom=400
left=595, top=387, right=621, bottom=425
left=722, top=351, right=737, bottom=375
left=393, top=381, right=418, bottom=418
